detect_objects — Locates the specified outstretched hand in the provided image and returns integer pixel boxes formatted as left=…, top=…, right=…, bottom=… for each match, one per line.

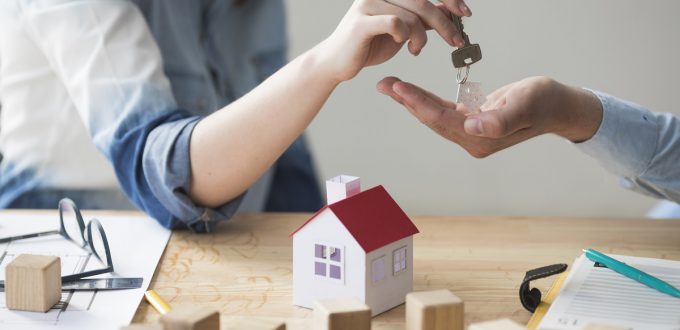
left=377, top=76, right=603, bottom=158
left=318, top=0, right=472, bottom=83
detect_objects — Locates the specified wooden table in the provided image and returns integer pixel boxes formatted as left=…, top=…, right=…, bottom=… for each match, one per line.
left=128, top=214, right=680, bottom=329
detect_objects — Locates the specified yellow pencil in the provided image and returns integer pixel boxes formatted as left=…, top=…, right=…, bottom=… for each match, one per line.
left=144, top=290, right=172, bottom=315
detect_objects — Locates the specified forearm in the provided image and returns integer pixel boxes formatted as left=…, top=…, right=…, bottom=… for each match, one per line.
left=549, top=80, right=604, bottom=143
left=188, top=45, right=339, bottom=207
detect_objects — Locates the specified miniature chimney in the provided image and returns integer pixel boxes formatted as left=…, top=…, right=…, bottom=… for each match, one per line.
left=326, top=175, right=361, bottom=204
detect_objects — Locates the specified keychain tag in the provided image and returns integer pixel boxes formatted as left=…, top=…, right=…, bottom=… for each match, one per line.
left=456, top=81, right=487, bottom=113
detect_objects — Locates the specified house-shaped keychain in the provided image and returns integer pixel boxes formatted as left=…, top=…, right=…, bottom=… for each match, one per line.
left=290, top=175, right=419, bottom=315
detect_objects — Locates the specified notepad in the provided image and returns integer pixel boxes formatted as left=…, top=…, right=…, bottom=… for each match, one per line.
left=538, top=254, right=680, bottom=330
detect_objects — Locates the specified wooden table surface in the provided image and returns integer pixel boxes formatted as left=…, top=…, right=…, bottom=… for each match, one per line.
left=123, top=214, right=680, bottom=329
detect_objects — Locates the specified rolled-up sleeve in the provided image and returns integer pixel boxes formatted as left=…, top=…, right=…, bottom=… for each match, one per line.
left=23, top=0, right=242, bottom=230
left=575, top=90, right=680, bottom=203
left=141, top=117, right=245, bottom=231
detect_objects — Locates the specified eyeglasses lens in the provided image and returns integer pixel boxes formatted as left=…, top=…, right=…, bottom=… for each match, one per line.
left=61, top=202, right=85, bottom=246
left=87, top=222, right=110, bottom=266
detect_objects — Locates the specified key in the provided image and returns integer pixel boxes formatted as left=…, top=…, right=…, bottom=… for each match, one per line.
left=451, top=15, right=485, bottom=113
left=450, top=15, right=482, bottom=69
left=456, top=81, right=487, bottom=113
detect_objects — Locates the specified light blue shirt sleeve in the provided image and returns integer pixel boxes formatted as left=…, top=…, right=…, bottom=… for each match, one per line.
left=22, top=0, right=243, bottom=231
left=575, top=90, right=680, bottom=203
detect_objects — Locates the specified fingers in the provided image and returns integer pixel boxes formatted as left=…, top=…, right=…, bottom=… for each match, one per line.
left=378, top=76, right=458, bottom=110
left=479, top=82, right=516, bottom=111
left=479, top=89, right=508, bottom=112
left=463, top=107, right=531, bottom=138
left=463, top=125, right=538, bottom=159
left=467, top=81, right=534, bottom=137
left=377, top=76, right=406, bottom=104
left=383, top=0, right=464, bottom=47
left=485, top=83, right=515, bottom=104
left=439, top=0, right=472, bottom=17
left=361, top=14, right=411, bottom=44
left=377, top=77, right=429, bottom=120
left=387, top=79, right=459, bottom=130
left=361, top=0, right=428, bottom=55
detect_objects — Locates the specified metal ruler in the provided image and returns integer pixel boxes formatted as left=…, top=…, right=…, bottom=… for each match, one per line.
left=0, top=277, right=143, bottom=291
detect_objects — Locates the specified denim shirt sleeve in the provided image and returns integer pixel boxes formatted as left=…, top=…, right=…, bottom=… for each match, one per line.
left=22, top=0, right=242, bottom=230
left=575, top=90, right=680, bottom=203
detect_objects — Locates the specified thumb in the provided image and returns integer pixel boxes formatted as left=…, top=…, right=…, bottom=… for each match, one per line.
left=463, top=109, right=528, bottom=138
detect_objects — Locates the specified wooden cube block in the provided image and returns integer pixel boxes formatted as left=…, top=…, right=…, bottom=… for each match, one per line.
left=160, top=305, right=220, bottom=330
left=225, top=318, right=286, bottom=330
left=468, top=318, right=525, bottom=330
left=313, top=298, right=371, bottom=330
left=5, top=254, right=61, bottom=312
left=406, top=289, right=463, bottom=330
left=120, top=324, right=165, bottom=330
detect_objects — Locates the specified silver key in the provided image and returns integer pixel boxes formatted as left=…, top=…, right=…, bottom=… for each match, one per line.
left=450, top=15, right=482, bottom=69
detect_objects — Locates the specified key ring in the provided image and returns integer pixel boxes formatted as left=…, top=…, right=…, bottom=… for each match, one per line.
left=456, top=65, right=470, bottom=84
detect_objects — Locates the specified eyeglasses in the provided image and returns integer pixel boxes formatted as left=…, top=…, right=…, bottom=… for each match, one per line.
left=0, top=198, right=113, bottom=283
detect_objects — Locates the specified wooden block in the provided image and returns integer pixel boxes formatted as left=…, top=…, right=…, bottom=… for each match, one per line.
left=160, top=305, right=220, bottom=330
left=225, top=318, right=286, bottom=330
left=120, top=324, right=165, bottom=330
left=468, top=318, right=525, bottom=330
left=584, top=324, right=631, bottom=330
left=406, top=289, right=463, bottom=330
left=313, top=298, right=371, bottom=330
left=5, top=254, right=61, bottom=312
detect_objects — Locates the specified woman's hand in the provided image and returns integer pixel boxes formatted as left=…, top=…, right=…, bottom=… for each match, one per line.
left=316, top=0, right=472, bottom=83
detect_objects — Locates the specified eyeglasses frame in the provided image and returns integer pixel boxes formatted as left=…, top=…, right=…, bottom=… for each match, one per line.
left=0, top=198, right=114, bottom=283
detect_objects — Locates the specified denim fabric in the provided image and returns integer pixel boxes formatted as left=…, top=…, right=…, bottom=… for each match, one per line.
left=0, top=0, right=322, bottom=231
left=8, top=189, right=135, bottom=210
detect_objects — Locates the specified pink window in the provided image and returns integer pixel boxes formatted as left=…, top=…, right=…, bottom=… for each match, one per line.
left=314, top=244, right=342, bottom=280
left=372, top=256, right=386, bottom=283
left=393, top=246, right=407, bottom=274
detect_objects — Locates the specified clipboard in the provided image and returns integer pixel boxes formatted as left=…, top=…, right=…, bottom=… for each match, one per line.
left=526, top=271, right=568, bottom=330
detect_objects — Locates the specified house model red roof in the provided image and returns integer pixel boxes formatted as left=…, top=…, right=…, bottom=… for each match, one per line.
left=290, top=185, right=419, bottom=253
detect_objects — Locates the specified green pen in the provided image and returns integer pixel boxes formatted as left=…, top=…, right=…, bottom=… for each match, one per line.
left=584, top=248, right=680, bottom=299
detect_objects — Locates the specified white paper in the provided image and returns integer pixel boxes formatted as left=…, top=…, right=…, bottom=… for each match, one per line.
left=538, top=254, right=680, bottom=330
left=0, top=212, right=171, bottom=330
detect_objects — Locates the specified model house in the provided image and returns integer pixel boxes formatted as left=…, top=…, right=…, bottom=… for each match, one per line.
left=291, top=175, right=419, bottom=316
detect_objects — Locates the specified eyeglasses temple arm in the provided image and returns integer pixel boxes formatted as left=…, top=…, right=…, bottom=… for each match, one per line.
left=0, top=230, right=60, bottom=244
left=62, top=266, right=113, bottom=283
left=0, top=265, right=114, bottom=288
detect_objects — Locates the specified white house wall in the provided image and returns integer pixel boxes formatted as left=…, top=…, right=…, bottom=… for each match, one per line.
left=364, top=236, right=413, bottom=316
left=292, top=209, right=366, bottom=309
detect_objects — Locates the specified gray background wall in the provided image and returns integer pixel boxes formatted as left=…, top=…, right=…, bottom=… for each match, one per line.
left=284, top=0, right=680, bottom=217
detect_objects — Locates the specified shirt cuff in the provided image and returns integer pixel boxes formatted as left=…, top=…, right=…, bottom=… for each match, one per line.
left=143, top=117, right=245, bottom=232
left=573, top=89, right=659, bottom=178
